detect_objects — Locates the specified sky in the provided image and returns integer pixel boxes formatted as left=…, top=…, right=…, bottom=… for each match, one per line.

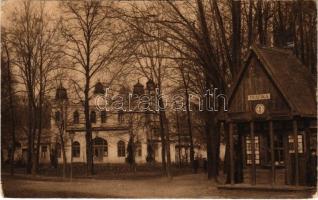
left=1, top=0, right=180, bottom=103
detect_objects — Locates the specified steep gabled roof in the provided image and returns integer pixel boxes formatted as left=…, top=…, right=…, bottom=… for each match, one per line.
left=228, top=44, right=317, bottom=117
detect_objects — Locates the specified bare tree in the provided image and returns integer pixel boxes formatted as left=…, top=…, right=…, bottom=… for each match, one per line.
left=119, top=9, right=174, bottom=177
left=1, top=29, right=17, bottom=175
left=5, top=0, right=63, bottom=174
left=133, top=37, right=173, bottom=179
left=52, top=76, right=70, bottom=178
left=60, top=0, right=132, bottom=175
left=173, top=60, right=196, bottom=170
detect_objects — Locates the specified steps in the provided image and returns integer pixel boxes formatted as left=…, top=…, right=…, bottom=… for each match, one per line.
left=243, top=168, right=285, bottom=185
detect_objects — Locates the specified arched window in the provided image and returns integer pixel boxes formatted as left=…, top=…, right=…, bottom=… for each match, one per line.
left=93, top=137, right=108, bottom=158
left=90, top=111, right=96, bottom=123
left=55, top=111, right=61, bottom=122
left=117, top=140, right=125, bottom=157
left=72, top=141, right=80, bottom=157
left=136, top=141, right=142, bottom=157
left=73, top=110, right=79, bottom=124
left=101, top=111, right=107, bottom=123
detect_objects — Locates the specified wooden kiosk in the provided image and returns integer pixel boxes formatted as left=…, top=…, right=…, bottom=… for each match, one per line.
left=220, top=45, right=317, bottom=188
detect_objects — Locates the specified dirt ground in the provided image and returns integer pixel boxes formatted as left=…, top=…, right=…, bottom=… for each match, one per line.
left=1, top=172, right=316, bottom=198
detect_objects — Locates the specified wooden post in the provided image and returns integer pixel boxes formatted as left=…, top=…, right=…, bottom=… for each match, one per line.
left=269, top=120, right=275, bottom=185
left=229, top=122, right=235, bottom=185
left=293, top=119, right=299, bottom=186
left=283, top=131, right=291, bottom=185
left=304, top=125, right=311, bottom=185
left=250, top=121, right=256, bottom=185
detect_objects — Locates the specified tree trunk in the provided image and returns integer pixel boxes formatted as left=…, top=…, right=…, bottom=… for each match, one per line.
left=298, top=0, right=305, bottom=64
left=158, top=92, right=167, bottom=173
left=175, top=110, right=182, bottom=168
left=185, top=88, right=195, bottom=171
left=211, top=0, right=233, bottom=73
left=231, top=0, right=241, bottom=74
left=6, top=49, right=16, bottom=176
left=164, top=114, right=172, bottom=179
left=158, top=91, right=171, bottom=178
left=247, top=0, right=253, bottom=46
left=204, top=112, right=214, bottom=179
left=204, top=77, right=220, bottom=181
left=206, top=111, right=219, bottom=180
left=57, top=103, right=67, bottom=178
left=31, top=113, right=38, bottom=176
left=35, top=72, right=44, bottom=174
left=26, top=95, right=35, bottom=174
left=84, top=79, right=94, bottom=175
left=34, top=94, right=43, bottom=175
left=158, top=107, right=167, bottom=173
left=59, top=129, right=67, bottom=178
left=257, top=0, right=265, bottom=45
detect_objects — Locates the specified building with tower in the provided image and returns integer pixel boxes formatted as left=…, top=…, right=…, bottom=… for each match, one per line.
left=48, top=79, right=177, bottom=165
left=2, top=79, right=207, bottom=166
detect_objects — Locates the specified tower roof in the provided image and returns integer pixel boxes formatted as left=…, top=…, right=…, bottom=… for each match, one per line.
left=133, top=80, right=144, bottom=96
left=94, top=81, right=105, bottom=95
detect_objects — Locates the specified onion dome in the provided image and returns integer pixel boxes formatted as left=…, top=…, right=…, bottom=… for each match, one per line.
left=55, top=84, right=68, bottom=101
left=133, top=80, right=144, bottom=96
left=146, top=79, right=155, bottom=91
left=94, top=81, right=105, bottom=95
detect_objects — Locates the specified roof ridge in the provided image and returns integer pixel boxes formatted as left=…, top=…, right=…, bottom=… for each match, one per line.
left=256, top=45, right=292, bottom=54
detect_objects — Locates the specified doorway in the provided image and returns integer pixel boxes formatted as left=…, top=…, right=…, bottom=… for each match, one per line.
left=274, top=134, right=284, bottom=166
left=93, top=137, right=107, bottom=162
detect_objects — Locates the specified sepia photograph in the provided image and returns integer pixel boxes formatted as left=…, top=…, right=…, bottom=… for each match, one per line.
left=0, top=0, right=317, bottom=198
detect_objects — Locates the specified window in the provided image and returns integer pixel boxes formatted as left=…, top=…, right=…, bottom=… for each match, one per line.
left=93, top=137, right=108, bottom=157
left=101, top=111, right=107, bottom=123
left=41, top=145, right=47, bottom=158
left=90, top=111, right=96, bottom=123
left=73, top=111, right=79, bottom=124
left=245, top=136, right=260, bottom=165
left=136, top=142, right=142, bottom=157
left=117, top=140, right=125, bottom=157
left=118, top=110, right=124, bottom=123
left=288, top=134, right=304, bottom=153
left=72, top=141, right=80, bottom=157
left=310, top=133, right=317, bottom=153
left=274, top=134, right=284, bottom=165
left=55, top=111, right=61, bottom=122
